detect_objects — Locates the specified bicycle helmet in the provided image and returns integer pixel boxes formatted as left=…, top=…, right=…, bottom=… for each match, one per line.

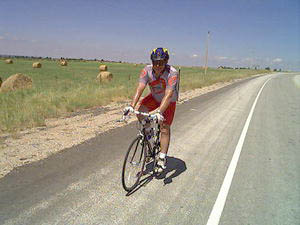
left=150, top=47, right=169, bottom=61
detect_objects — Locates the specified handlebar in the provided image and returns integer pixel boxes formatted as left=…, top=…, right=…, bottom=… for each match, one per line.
left=118, top=110, right=158, bottom=123
left=130, top=110, right=153, bottom=117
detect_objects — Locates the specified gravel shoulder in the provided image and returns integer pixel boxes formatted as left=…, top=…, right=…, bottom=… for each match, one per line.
left=0, top=77, right=260, bottom=178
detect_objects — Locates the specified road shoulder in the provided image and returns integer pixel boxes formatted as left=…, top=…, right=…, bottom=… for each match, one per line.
left=0, top=74, right=268, bottom=179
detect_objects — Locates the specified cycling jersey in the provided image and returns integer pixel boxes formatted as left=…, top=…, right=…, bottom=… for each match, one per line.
left=139, top=64, right=179, bottom=103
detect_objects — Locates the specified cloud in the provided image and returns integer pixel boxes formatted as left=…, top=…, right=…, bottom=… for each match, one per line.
left=272, top=58, right=283, bottom=63
left=243, top=57, right=253, bottom=62
left=0, top=32, right=32, bottom=42
left=191, top=54, right=198, bottom=58
left=216, top=56, right=228, bottom=60
left=1, top=34, right=37, bottom=43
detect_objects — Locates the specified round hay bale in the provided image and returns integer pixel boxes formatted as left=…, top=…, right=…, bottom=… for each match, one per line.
left=99, top=65, right=108, bottom=71
left=32, top=62, right=42, bottom=68
left=0, top=73, right=32, bottom=92
left=5, top=59, right=13, bottom=64
left=60, top=60, right=68, bottom=66
left=96, top=71, right=113, bottom=82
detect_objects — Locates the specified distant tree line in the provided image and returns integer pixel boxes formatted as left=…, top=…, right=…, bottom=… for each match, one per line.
left=218, top=66, right=251, bottom=70
left=265, top=67, right=281, bottom=72
left=0, top=55, right=133, bottom=64
left=218, top=65, right=281, bottom=71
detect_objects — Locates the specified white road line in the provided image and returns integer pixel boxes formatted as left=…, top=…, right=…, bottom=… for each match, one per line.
left=206, top=77, right=273, bottom=225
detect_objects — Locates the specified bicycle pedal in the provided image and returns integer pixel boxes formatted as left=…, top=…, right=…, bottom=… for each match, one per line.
left=156, top=167, right=164, bottom=173
left=145, top=157, right=151, bottom=163
left=154, top=166, right=163, bottom=173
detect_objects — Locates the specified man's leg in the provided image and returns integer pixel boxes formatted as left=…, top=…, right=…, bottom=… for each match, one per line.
left=157, top=102, right=176, bottom=171
left=160, top=123, right=170, bottom=155
left=160, top=101, right=176, bottom=155
left=156, top=123, right=170, bottom=171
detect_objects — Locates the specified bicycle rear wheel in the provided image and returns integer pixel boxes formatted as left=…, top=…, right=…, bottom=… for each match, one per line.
left=122, top=136, right=147, bottom=192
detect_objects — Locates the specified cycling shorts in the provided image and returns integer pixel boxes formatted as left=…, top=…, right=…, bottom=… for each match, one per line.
left=140, top=94, right=176, bottom=126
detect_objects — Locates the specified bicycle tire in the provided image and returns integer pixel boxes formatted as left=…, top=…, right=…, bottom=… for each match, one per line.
left=122, top=136, right=147, bottom=192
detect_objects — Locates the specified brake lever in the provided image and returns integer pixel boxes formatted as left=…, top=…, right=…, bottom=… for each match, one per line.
left=117, top=115, right=129, bottom=123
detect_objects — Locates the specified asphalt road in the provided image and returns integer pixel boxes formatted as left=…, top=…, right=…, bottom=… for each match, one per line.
left=0, top=73, right=299, bottom=225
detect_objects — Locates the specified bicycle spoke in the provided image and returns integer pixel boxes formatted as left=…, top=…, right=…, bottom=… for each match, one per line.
left=129, top=142, right=139, bottom=163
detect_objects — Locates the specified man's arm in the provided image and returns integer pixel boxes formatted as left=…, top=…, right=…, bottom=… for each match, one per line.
left=131, top=82, right=146, bottom=109
left=159, top=89, right=174, bottom=113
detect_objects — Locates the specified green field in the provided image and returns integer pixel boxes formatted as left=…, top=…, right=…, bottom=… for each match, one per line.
left=0, top=58, right=270, bottom=133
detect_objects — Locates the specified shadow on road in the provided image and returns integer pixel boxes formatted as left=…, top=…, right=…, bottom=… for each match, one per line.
left=126, top=156, right=187, bottom=196
left=156, top=156, right=187, bottom=185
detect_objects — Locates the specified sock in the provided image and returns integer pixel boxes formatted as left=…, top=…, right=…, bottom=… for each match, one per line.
left=159, top=152, right=166, bottom=159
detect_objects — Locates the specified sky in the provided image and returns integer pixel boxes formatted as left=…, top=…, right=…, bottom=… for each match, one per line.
left=0, top=0, right=299, bottom=71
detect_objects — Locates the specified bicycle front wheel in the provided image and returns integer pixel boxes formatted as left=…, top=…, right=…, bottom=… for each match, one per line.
left=122, top=136, right=147, bottom=192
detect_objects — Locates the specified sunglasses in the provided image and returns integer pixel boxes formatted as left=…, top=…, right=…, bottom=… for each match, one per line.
left=153, top=61, right=166, bottom=66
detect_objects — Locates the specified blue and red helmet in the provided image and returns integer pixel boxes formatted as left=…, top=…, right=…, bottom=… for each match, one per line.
left=150, top=47, right=169, bottom=61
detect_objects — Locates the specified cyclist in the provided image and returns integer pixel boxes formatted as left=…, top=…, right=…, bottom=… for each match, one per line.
left=124, top=47, right=179, bottom=172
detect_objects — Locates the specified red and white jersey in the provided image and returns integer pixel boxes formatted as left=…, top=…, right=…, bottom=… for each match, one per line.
left=139, top=64, right=179, bottom=103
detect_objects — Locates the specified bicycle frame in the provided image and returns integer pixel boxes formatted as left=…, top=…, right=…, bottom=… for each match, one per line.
left=121, top=110, right=162, bottom=192
left=123, top=110, right=161, bottom=159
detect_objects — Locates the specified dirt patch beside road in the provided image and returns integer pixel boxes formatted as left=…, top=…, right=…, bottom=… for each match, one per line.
left=0, top=78, right=250, bottom=178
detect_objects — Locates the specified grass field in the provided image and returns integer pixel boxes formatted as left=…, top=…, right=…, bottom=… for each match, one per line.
left=0, top=58, right=270, bottom=133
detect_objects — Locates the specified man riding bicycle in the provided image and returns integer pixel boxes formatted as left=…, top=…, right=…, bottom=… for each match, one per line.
left=124, top=47, right=179, bottom=172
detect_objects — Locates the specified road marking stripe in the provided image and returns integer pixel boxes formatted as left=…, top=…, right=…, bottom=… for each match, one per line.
left=206, top=77, right=273, bottom=225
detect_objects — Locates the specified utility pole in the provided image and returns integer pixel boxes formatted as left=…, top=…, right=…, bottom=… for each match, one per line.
left=204, top=31, right=210, bottom=75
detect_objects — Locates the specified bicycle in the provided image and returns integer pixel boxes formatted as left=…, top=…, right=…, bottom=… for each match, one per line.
left=120, top=110, right=161, bottom=192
